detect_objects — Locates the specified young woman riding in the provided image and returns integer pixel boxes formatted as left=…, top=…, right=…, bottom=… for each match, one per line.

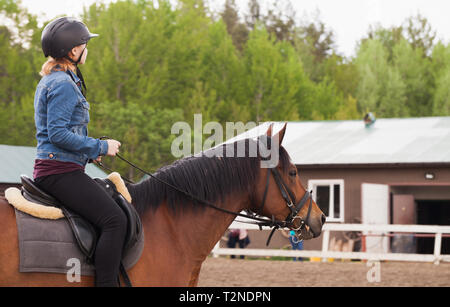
left=33, top=17, right=126, bottom=287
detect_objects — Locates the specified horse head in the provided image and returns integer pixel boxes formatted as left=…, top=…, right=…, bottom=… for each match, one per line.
left=249, top=123, right=326, bottom=240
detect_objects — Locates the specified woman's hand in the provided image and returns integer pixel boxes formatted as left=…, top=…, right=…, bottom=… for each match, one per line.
left=106, top=139, right=121, bottom=156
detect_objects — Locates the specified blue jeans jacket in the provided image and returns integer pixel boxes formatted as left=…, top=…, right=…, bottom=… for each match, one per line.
left=34, top=69, right=108, bottom=166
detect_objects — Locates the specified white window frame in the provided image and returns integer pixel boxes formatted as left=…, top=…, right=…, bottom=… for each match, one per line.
left=308, top=179, right=344, bottom=223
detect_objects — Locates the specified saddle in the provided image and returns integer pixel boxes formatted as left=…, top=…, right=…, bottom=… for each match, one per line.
left=19, top=174, right=143, bottom=286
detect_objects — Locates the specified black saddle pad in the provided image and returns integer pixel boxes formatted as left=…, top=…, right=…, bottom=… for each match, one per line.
left=15, top=209, right=144, bottom=276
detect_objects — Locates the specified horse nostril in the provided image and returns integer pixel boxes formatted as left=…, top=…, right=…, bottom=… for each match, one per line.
left=321, top=214, right=326, bottom=225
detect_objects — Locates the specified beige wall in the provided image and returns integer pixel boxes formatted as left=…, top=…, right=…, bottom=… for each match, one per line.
left=297, top=164, right=450, bottom=250
left=298, top=165, right=450, bottom=222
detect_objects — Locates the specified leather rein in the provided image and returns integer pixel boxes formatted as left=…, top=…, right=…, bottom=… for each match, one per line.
left=95, top=136, right=313, bottom=246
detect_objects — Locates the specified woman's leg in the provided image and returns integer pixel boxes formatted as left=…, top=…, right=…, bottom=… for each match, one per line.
left=227, top=235, right=237, bottom=259
left=238, top=239, right=245, bottom=259
left=35, top=170, right=127, bottom=286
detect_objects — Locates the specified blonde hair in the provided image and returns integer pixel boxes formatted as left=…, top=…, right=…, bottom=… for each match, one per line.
left=40, top=57, right=76, bottom=77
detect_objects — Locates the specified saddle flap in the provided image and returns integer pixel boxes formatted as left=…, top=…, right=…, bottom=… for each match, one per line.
left=115, top=194, right=142, bottom=251
left=93, top=178, right=142, bottom=252
left=60, top=206, right=97, bottom=260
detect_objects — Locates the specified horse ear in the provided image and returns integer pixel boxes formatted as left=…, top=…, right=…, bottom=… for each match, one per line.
left=275, top=122, right=287, bottom=145
left=265, top=123, right=274, bottom=137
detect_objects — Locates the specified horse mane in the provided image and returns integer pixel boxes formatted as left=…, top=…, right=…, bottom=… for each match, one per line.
left=127, top=137, right=292, bottom=215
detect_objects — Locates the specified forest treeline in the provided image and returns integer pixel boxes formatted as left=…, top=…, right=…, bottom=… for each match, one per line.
left=1, top=0, right=449, bottom=180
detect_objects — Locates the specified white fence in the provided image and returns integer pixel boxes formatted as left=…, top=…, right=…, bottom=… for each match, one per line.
left=211, top=222, right=450, bottom=264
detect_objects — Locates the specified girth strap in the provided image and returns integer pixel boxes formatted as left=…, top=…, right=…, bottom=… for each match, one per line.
left=118, top=262, right=132, bottom=287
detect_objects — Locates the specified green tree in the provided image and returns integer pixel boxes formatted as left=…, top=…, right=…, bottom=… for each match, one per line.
left=294, top=12, right=337, bottom=83
left=363, top=25, right=403, bottom=62
left=93, top=100, right=184, bottom=181
left=1, top=0, right=449, bottom=168
left=0, top=0, right=40, bottom=145
left=221, top=0, right=248, bottom=51
left=197, top=20, right=246, bottom=123
left=263, top=0, right=296, bottom=43
left=355, top=39, right=408, bottom=117
left=363, top=14, right=436, bottom=59
left=82, top=0, right=210, bottom=176
left=323, top=53, right=359, bottom=101
left=431, top=43, right=450, bottom=115
left=403, top=14, right=436, bottom=57
left=309, top=78, right=342, bottom=120
left=334, top=95, right=360, bottom=120
left=392, top=39, right=433, bottom=116
left=243, top=26, right=306, bottom=122
left=432, top=71, right=450, bottom=115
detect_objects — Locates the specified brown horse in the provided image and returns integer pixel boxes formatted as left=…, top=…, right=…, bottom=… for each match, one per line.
left=0, top=124, right=325, bottom=286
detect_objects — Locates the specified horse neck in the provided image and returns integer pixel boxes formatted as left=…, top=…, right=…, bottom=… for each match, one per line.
left=138, top=189, right=252, bottom=262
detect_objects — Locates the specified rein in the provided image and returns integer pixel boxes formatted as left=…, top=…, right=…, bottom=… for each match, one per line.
left=95, top=136, right=312, bottom=245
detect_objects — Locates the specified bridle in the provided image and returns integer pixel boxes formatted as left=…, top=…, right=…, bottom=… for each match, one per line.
left=95, top=136, right=313, bottom=246
left=254, top=167, right=313, bottom=245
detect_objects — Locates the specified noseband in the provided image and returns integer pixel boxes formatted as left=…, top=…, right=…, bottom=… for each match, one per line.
left=256, top=167, right=313, bottom=245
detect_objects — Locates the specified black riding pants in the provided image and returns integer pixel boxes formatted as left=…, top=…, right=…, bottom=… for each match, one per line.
left=35, top=170, right=127, bottom=287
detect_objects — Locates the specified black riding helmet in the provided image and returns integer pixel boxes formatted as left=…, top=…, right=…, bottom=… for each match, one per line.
left=41, top=17, right=98, bottom=59
left=41, top=17, right=98, bottom=97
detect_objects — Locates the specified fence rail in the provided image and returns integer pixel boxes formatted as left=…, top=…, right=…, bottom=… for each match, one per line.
left=211, top=222, right=450, bottom=264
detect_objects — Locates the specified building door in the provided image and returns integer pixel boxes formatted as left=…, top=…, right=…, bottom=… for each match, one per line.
left=391, top=194, right=416, bottom=253
left=361, top=183, right=389, bottom=253
left=392, top=195, right=415, bottom=224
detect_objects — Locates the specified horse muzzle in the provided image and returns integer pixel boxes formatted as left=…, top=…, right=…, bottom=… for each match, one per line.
left=293, top=213, right=326, bottom=240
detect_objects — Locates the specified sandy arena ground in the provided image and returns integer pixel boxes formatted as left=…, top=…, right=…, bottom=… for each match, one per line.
left=198, top=257, right=450, bottom=287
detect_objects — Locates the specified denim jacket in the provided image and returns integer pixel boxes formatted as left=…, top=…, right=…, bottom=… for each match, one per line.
left=34, top=69, right=108, bottom=166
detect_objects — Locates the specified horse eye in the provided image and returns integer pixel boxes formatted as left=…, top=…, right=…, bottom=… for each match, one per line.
left=289, top=170, right=297, bottom=176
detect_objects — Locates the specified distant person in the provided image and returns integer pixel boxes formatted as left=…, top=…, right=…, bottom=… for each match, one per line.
left=289, top=230, right=303, bottom=261
left=282, top=230, right=303, bottom=261
left=227, top=229, right=250, bottom=259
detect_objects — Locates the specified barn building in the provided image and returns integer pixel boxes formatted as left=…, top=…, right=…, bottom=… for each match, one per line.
left=226, top=116, right=450, bottom=255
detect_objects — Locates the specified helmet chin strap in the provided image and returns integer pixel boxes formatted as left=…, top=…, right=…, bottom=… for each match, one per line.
left=65, top=47, right=87, bottom=98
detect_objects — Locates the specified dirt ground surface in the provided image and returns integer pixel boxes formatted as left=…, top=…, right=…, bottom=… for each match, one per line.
left=198, top=257, right=450, bottom=287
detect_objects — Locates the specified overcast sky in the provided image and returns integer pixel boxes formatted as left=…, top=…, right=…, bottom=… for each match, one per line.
left=20, top=0, right=450, bottom=57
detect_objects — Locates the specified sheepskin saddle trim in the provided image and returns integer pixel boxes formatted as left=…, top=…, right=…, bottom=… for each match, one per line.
left=5, top=172, right=132, bottom=220
left=5, top=187, right=64, bottom=219
left=107, top=172, right=132, bottom=203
